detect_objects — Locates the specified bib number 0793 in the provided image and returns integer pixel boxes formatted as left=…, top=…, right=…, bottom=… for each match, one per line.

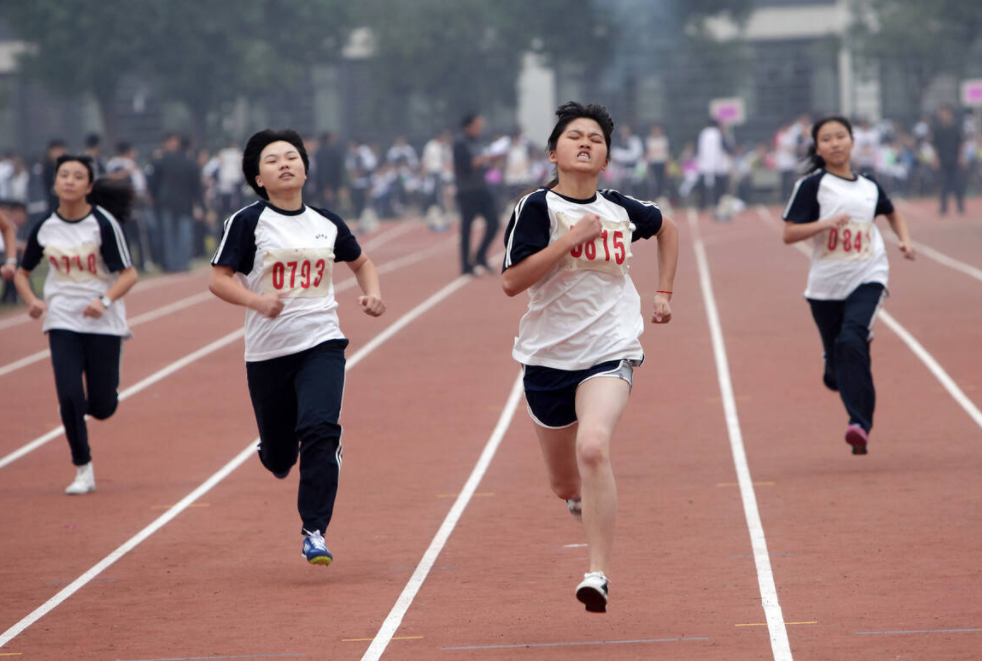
left=262, top=247, right=335, bottom=298
left=270, top=259, right=327, bottom=290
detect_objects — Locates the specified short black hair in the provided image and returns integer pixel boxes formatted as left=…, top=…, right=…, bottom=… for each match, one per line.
left=55, top=154, right=95, bottom=183
left=546, top=101, right=614, bottom=153
left=84, top=133, right=101, bottom=148
left=461, top=113, right=481, bottom=129
left=115, top=141, right=132, bottom=155
left=55, top=154, right=133, bottom=221
left=242, top=128, right=309, bottom=200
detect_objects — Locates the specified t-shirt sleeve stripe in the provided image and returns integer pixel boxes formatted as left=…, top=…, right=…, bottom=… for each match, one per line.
left=95, top=207, right=132, bottom=271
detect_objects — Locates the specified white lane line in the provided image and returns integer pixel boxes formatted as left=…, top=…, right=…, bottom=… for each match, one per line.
left=0, top=271, right=209, bottom=333
left=0, top=313, right=29, bottom=331
left=0, top=441, right=259, bottom=649
left=878, top=310, right=982, bottom=429
left=688, top=207, right=793, bottom=661
left=755, top=205, right=982, bottom=432
left=360, top=373, right=524, bottom=661
left=0, top=222, right=422, bottom=377
left=360, top=220, right=422, bottom=251
left=0, top=292, right=216, bottom=379
left=0, top=238, right=456, bottom=471
left=0, top=259, right=477, bottom=650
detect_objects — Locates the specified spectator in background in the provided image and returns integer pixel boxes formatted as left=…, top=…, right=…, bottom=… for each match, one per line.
left=696, top=118, right=731, bottom=217
left=107, top=141, right=155, bottom=272
left=610, top=124, right=644, bottom=196
left=852, top=119, right=880, bottom=175
left=503, top=132, right=532, bottom=201
left=315, top=132, right=345, bottom=208
left=453, top=113, right=500, bottom=275
left=207, top=139, right=245, bottom=230
left=645, top=124, right=670, bottom=201
left=774, top=119, right=801, bottom=201
left=421, top=129, right=453, bottom=230
left=41, top=139, right=68, bottom=216
left=932, top=105, right=965, bottom=216
left=345, top=139, right=375, bottom=221
left=150, top=133, right=202, bottom=271
left=84, top=134, right=106, bottom=178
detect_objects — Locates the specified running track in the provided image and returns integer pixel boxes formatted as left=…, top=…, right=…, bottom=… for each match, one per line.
left=0, top=198, right=980, bottom=661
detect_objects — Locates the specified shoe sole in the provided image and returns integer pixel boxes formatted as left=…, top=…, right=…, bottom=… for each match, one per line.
left=307, top=555, right=333, bottom=566
left=575, top=586, right=607, bottom=613
left=845, top=428, right=868, bottom=455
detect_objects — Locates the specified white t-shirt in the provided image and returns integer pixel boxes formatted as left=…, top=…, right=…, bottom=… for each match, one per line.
left=503, top=188, right=663, bottom=370
left=782, top=169, right=895, bottom=300
left=21, top=206, right=133, bottom=337
left=212, top=201, right=362, bottom=362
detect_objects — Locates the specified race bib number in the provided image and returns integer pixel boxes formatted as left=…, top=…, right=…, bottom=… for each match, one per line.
left=819, top=220, right=873, bottom=261
left=262, top=247, right=334, bottom=298
left=556, top=212, right=632, bottom=276
left=44, top=244, right=105, bottom=282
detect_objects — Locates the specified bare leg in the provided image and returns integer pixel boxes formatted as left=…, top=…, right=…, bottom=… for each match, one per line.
left=533, top=423, right=579, bottom=501
left=574, top=377, right=630, bottom=574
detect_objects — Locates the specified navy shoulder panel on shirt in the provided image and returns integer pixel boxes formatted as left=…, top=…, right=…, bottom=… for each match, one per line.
left=599, top=189, right=663, bottom=241
left=211, top=202, right=264, bottom=274
left=20, top=214, right=54, bottom=272
left=308, top=206, right=362, bottom=263
left=857, top=172, right=896, bottom=216
left=782, top=169, right=825, bottom=223
left=93, top=206, right=133, bottom=271
left=503, top=188, right=551, bottom=269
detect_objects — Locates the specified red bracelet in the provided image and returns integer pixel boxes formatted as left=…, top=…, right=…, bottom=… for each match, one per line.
left=656, top=290, right=673, bottom=294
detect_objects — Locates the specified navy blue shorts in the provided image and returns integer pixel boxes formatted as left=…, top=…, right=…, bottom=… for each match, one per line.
left=523, top=359, right=637, bottom=429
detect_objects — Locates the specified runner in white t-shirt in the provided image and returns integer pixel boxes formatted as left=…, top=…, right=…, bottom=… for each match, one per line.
left=0, top=208, right=17, bottom=280
left=209, top=129, right=385, bottom=567
left=502, top=102, right=679, bottom=612
left=13, top=155, right=137, bottom=494
left=782, top=116, right=915, bottom=456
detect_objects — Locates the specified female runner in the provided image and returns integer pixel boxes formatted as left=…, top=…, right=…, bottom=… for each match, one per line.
left=502, top=102, right=679, bottom=612
left=14, top=155, right=136, bottom=493
left=783, top=116, right=915, bottom=455
left=209, top=129, right=384, bottom=566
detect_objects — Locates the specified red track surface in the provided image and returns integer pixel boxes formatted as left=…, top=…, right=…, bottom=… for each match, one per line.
left=0, top=199, right=980, bottom=661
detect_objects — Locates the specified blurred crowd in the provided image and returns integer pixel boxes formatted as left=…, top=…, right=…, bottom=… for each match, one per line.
left=1, top=104, right=979, bottom=302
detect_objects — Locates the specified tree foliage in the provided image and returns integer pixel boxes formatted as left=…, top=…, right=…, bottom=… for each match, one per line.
left=355, top=0, right=608, bottom=130
left=4, top=0, right=354, bottom=144
left=851, top=0, right=982, bottom=81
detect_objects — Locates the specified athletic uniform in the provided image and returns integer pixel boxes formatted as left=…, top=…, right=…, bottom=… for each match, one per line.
left=783, top=168, right=895, bottom=437
left=21, top=206, right=132, bottom=467
left=503, top=188, right=663, bottom=427
left=211, top=200, right=361, bottom=540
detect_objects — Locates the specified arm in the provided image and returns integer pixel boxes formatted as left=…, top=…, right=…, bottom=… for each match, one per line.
left=501, top=215, right=603, bottom=297
left=82, top=266, right=139, bottom=318
left=347, top=252, right=385, bottom=317
left=651, top=215, right=679, bottom=324
left=883, top=209, right=915, bottom=260
left=783, top=213, right=850, bottom=244
left=13, top=268, right=45, bottom=319
left=0, top=209, right=16, bottom=280
left=208, top=265, right=284, bottom=318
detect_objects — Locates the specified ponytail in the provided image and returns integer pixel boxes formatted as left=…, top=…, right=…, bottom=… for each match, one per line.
left=55, top=154, right=134, bottom=223
left=87, top=177, right=134, bottom=223
left=803, top=142, right=825, bottom=172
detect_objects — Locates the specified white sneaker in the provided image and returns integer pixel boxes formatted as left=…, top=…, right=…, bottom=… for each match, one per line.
left=65, top=463, right=95, bottom=495
left=575, top=571, right=609, bottom=612
left=566, top=497, right=582, bottom=520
